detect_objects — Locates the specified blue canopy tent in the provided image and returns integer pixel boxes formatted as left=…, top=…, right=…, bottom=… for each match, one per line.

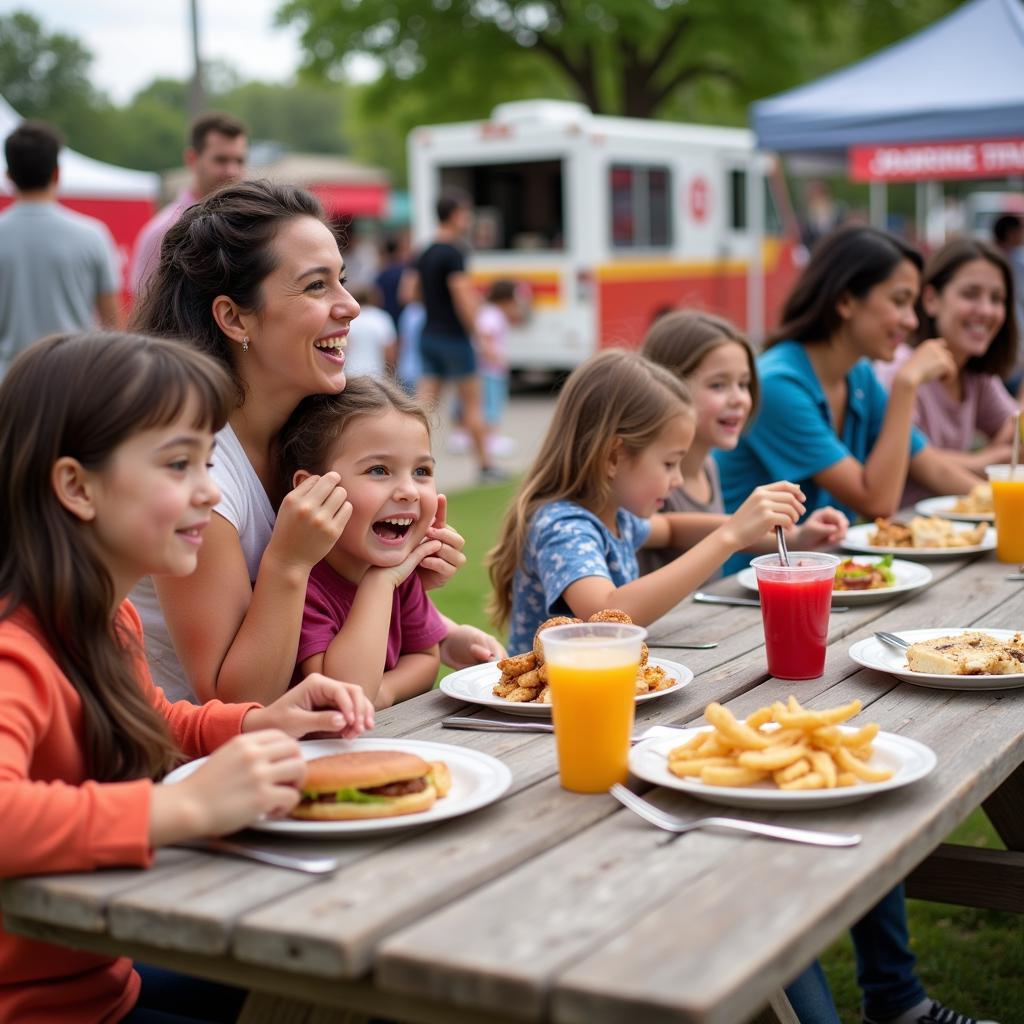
left=752, top=0, right=1024, bottom=152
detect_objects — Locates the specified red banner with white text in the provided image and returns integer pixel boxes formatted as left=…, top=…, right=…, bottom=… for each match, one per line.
left=849, top=139, right=1024, bottom=182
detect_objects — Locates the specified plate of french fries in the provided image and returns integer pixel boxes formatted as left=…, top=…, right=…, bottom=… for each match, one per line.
left=439, top=657, right=692, bottom=718
left=629, top=697, right=936, bottom=809
left=842, top=519, right=995, bottom=558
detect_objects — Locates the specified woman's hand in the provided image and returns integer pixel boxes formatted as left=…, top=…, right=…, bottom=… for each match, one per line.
left=896, top=339, right=956, bottom=388
left=792, top=506, right=849, bottom=549
left=151, top=730, right=306, bottom=842
left=244, top=673, right=376, bottom=739
left=440, top=623, right=507, bottom=669
left=416, top=495, right=468, bottom=591
left=265, top=472, right=352, bottom=576
left=721, top=482, right=805, bottom=550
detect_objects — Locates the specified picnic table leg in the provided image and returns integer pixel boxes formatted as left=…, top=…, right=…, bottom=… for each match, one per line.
left=747, top=989, right=800, bottom=1024
left=983, top=761, right=1024, bottom=851
left=238, top=993, right=371, bottom=1024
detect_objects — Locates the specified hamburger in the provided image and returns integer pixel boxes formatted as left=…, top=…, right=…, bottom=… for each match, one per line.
left=291, top=750, right=451, bottom=820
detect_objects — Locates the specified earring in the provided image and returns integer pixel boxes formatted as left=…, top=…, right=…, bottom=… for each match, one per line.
left=242, top=336, right=249, bottom=352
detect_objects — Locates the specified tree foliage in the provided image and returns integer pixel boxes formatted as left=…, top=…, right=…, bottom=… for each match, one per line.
left=277, top=0, right=964, bottom=124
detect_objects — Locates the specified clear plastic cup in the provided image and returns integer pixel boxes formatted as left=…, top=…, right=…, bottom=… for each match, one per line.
left=986, top=465, right=1024, bottom=564
left=750, top=552, right=840, bottom=680
left=539, top=622, right=647, bottom=793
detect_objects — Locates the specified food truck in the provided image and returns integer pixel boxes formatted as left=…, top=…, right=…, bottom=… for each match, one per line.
left=407, top=100, right=802, bottom=371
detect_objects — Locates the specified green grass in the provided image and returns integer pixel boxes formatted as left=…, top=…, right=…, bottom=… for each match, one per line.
left=434, top=480, right=1019, bottom=1021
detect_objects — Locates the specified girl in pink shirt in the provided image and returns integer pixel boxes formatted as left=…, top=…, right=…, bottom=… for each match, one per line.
left=0, top=332, right=374, bottom=1024
left=876, top=238, right=1019, bottom=502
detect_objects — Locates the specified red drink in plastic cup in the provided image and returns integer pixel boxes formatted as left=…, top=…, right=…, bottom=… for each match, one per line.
left=750, top=552, right=840, bottom=680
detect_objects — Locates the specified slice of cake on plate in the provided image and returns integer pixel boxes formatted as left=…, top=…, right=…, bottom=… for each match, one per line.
left=907, top=632, right=1024, bottom=675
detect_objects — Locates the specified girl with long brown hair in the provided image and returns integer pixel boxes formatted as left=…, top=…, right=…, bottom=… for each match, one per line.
left=487, top=349, right=806, bottom=654
left=0, top=332, right=374, bottom=1024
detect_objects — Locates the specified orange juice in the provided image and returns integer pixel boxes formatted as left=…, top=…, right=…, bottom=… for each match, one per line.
left=547, top=656, right=637, bottom=793
left=992, top=479, right=1024, bottom=563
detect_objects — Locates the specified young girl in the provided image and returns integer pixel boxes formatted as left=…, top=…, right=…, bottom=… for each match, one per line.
left=638, top=310, right=848, bottom=577
left=874, top=238, right=1019, bottom=503
left=487, top=349, right=807, bottom=654
left=0, top=332, right=375, bottom=1024
left=716, top=224, right=980, bottom=524
left=280, top=378, right=449, bottom=710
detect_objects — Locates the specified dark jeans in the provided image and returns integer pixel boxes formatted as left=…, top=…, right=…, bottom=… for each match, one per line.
left=785, top=885, right=925, bottom=1023
left=120, top=963, right=246, bottom=1023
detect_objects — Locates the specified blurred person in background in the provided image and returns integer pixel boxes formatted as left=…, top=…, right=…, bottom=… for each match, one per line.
left=992, top=213, right=1024, bottom=394
left=375, top=233, right=409, bottom=329
left=0, top=121, right=119, bottom=377
left=344, top=283, right=397, bottom=378
left=129, top=112, right=248, bottom=297
left=402, top=189, right=503, bottom=483
left=473, top=278, right=523, bottom=458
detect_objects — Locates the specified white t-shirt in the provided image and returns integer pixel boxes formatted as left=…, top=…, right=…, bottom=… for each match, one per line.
left=131, top=423, right=276, bottom=702
left=343, top=306, right=395, bottom=378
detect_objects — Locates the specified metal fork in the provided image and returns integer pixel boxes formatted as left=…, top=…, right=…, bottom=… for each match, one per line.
left=609, top=784, right=861, bottom=847
left=875, top=631, right=911, bottom=651
left=174, top=838, right=339, bottom=874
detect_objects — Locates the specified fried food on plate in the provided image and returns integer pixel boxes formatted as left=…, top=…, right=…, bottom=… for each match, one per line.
left=906, top=632, right=1024, bottom=675
left=869, top=516, right=986, bottom=549
left=952, top=482, right=993, bottom=515
left=667, top=696, right=891, bottom=790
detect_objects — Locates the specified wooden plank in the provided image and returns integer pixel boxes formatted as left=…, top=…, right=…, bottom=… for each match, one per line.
left=982, top=761, right=1024, bottom=851
left=1, top=914, right=531, bottom=1024
left=905, top=843, right=1024, bottom=913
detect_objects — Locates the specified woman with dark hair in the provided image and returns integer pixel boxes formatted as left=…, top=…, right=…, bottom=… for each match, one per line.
left=875, top=237, right=1019, bottom=502
left=130, top=180, right=501, bottom=706
left=718, top=225, right=979, bottom=524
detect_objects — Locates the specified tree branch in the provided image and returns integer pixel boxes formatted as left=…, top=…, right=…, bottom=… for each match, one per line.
left=648, top=61, right=740, bottom=111
left=647, top=13, right=694, bottom=78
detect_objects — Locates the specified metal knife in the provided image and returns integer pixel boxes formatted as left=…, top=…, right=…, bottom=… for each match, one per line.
left=694, top=591, right=850, bottom=613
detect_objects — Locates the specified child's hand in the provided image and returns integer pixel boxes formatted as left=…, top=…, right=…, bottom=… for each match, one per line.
left=244, top=673, right=376, bottom=739
left=440, top=623, right=508, bottom=669
left=416, top=495, right=468, bottom=591
left=792, top=507, right=849, bottom=549
left=158, top=730, right=307, bottom=838
left=266, top=473, right=352, bottom=574
left=722, top=482, right=805, bottom=550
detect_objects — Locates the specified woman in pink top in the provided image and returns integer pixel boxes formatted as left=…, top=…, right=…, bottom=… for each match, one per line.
left=876, top=238, right=1019, bottom=502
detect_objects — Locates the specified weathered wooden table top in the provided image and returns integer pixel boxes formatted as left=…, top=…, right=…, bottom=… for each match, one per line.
left=4, top=552, right=1023, bottom=1024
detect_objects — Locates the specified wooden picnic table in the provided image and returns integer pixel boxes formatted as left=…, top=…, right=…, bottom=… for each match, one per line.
left=3, top=550, right=1023, bottom=1024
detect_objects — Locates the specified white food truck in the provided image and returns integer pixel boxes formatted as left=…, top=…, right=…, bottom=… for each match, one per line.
left=407, top=100, right=801, bottom=372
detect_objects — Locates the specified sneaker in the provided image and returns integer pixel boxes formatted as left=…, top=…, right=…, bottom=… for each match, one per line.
left=487, top=433, right=517, bottom=457
left=478, top=466, right=509, bottom=485
left=447, top=428, right=471, bottom=455
left=863, top=999, right=999, bottom=1024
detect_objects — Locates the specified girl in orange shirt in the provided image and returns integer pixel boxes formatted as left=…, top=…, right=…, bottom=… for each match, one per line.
left=0, top=332, right=375, bottom=1024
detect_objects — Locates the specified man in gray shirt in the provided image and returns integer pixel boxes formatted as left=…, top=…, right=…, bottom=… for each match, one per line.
left=0, top=121, right=119, bottom=374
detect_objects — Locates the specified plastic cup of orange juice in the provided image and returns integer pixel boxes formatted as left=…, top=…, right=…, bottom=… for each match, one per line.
left=540, top=622, right=647, bottom=793
left=986, top=464, right=1024, bottom=563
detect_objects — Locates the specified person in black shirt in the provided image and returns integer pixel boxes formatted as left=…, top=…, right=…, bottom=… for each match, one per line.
left=402, top=190, right=503, bottom=483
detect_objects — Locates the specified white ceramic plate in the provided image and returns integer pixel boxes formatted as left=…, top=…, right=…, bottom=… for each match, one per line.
left=737, top=558, right=932, bottom=605
left=842, top=522, right=996, bottom=559
left=629, top=727, right=936, bottom=810
left=849, top=628, right=1024, bottom=691
left=164, top=738, right=513, bottom=837
left=440, top=657, right=692, bottom=718
left=914, top=495, right=994, bottom=524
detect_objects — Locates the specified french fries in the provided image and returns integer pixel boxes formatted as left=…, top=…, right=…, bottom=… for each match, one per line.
left=668, top=696, right=892, bottom=790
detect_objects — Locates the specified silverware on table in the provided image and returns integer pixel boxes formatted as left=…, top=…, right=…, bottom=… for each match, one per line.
left=694, top=591, right=851, bottom=613
left=1006, top=574, right=1024, bottom=582
left=874, top=630, right=911, bottom=651
left=174, top=838, right=339, bottom=875
left=441, top=716, right=651, bottom=743
left=609, top=785, right=861, bottom=847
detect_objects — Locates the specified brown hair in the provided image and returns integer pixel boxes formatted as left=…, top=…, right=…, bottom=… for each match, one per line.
left=130, top=179, right=336, bottom=403
left=915, top=238, right=1018, bottom=378
left=641, top=310, right=760, bottom=420
left=0, top=332, right=234, bottom=782
left=486, top=350, right=693, bottom=628
left=769, top=225, right=923, bottom=348
left=279, top=376, right=431, bottom=489
left=190, top=111, right=247, bottom=152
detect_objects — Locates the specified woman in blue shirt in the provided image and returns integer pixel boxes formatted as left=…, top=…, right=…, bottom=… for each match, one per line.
left=719, top=225, right=979, bottom=523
